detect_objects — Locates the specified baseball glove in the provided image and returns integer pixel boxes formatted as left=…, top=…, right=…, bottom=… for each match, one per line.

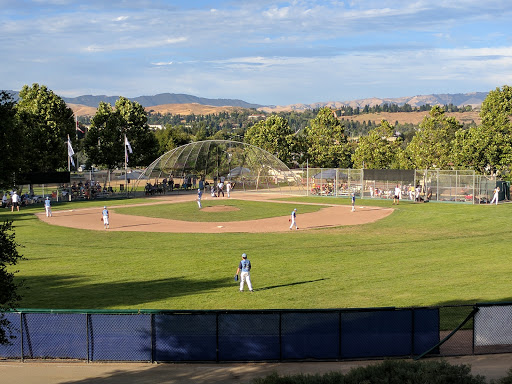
left=234, top=274, right=239, bottom=282
left=100, top=217, right=103, bottom=222
left=288, top=218, right=291, bottom=222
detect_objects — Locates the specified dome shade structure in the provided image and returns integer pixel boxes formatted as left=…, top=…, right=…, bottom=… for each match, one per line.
left=134, top=140, right=303, bottom=193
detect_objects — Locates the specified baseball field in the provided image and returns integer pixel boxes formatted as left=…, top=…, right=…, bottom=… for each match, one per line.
left=3, top=192, right=511, bottom=311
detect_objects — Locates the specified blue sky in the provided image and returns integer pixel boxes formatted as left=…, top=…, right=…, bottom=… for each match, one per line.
left=2, top=0, right=512, bottom=105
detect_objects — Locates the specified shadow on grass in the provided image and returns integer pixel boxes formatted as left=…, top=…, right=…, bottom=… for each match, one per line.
left=17, top=274, right=232, bottom=309
left=255, top=278, right=327, bottom=292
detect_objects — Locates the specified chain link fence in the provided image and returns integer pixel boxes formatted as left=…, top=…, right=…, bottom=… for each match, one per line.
left=3, top=304, right=510, bottom=362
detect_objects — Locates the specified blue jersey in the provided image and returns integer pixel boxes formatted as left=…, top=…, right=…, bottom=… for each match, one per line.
left=291, top=210, right=296, bottom=219
left=198, top=190, right=202, bottom=198
left=238, top=259, right=251, bottom=272
left=351, top=195, right=355, bottom=203
left=44, top=199, right=51, bottom=207
left=102, top=209, right=109, bottom=217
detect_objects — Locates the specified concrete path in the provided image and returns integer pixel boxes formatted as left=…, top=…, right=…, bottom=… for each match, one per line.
left=1, top=354, right=511, bottom=383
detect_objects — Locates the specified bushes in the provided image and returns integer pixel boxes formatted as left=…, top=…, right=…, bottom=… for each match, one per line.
left=252, top=360, right=488, bottom=384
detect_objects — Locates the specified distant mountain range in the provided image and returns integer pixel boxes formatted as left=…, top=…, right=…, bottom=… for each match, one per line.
left=62, top=93, right=263, bottom=109
left=5, top=90, right=488, bottom=113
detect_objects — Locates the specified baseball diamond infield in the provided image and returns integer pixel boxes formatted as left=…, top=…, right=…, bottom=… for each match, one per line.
left=37, top=193, right=393, bottom=233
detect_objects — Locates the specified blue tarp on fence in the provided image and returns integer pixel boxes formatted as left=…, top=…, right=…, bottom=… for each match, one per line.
left=0, top=308, right=440, bottom=361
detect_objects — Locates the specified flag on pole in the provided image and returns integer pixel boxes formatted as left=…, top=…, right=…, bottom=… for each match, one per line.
left=67, top=135, right=75, bottom=167
left=76, top=116, right=84, bottom=133
left=125, top=135, right=133, bottom=154
left=124, top=135, right=133, bottom=164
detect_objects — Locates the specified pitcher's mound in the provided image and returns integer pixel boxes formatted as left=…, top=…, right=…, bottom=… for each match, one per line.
left=202, top=205, right=240, bottom=212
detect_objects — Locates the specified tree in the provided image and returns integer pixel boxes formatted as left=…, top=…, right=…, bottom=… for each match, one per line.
left=455, top=85, right=512, bottom=175
left=352, top=120, right=402, bottom=169
left=15, top=84, right=76, bottom=172
left=0, top=221, right=24, bottom=345
left=304, top=107, right=351, bottom=168
left=405, top=106, right=462, bottom=169
left=244, top=115, right=296, bottom=165
left=84, top=97, right=158, bottom=169
left=0, top=92, right=25, bottom=189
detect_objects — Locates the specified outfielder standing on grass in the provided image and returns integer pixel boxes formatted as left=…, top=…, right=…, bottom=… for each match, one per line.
left=102, top=206, right=110, bottom=229
left=235, top=253, right=253, bottom=292
left=289, top=208, right=298, bottom=230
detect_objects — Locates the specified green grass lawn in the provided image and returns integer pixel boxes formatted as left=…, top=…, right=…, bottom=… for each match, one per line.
left=114, top=199, right=322, bottom=221
left=3, top=195, right=512, bottom=314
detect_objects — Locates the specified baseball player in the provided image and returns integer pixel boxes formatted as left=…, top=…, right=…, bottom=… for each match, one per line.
left=44, top=197, right=52, bottom=217
left=102, top=206, right=110, bottom=229
left=393, top=184, right=401, bottom=205
left=197, top=188, right=202, bottom=209
left=289, top=208, right=298, bottom=230
left=11, top=191, right=20, bottom=212
left=235, top=253, right=253, bottom=292
left=490, top=186, right=500, bottom=205
left=351, top=193, right=356, bottom=212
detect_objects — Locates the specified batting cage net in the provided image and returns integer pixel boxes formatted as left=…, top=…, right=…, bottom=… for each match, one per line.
left=133, top=140, right=303, bottom=194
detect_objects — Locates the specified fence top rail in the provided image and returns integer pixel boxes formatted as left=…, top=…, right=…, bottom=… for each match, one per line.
left=2, top=304, right=477, bottom=315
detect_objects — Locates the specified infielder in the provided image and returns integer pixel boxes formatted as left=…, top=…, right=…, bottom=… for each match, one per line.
left=351, top=193, right=356, bottom=212
left=289, top=208, right=298, bottom=230
left=44, top=197, right=52, bottom=217
left=197, top=188, right=202, bottom=209
left=235, top=253, right=253, bottom=292
left=102, top=206, right=110, bottom=229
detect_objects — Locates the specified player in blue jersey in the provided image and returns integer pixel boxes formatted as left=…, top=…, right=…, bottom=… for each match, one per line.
left=102, top=206, right=109, bottom=229
left=236, top=253, right=253, bottom=292
left=289, top=208, right=298, bottom=230
left=44, top=197, right=52, bottom=217
left=197, top=188, right=202, bottom=209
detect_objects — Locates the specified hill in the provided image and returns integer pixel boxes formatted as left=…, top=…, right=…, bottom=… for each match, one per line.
left=259, top=92, right=488, bottom=113
left=62, top=92, right=262, bottom=109
left=67, top=102, right=241, bottom=117
left=340, top=110, right=481, bottom=126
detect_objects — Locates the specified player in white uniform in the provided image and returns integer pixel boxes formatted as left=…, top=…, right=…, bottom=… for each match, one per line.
left=197, top=188, right=202, bottom=209
left=44, top=197, right=52, bottom=217
left=236, top=253, right=253, bottom=292
left=102, top=206, right=109, bottom=229
left=289, top=208, right=298, bottom=230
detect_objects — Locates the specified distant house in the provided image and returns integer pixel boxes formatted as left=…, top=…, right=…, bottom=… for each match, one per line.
left=148, top=124, right=164, bottom=130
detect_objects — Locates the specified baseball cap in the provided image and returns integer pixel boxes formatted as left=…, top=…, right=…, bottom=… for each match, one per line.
left=104, top=206, right=107, bottom=209
left=242, top=253, right=247, bottom=258
left=294, top=208, right=297, bottom=211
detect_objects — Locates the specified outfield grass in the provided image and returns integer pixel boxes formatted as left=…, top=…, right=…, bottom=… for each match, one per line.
left=3, top=195, right=512, bottom=314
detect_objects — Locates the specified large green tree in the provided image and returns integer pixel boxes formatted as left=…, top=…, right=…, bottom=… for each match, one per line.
left=352, top=120, right=402, bottom=169
left=453, top=85, right=512, bottom=175
left=84, top=97, right=158, bottom=169
left=0, top=221, right=23, bottom=345
left=405, top=106, right=462, bottom=169
left=0, top=92, right=25, bottom=189
left=244, top=115, right=296, bottom=165
left=304, top=107, right=351, bottom=168
left=15, top=84, right=76, bottom=172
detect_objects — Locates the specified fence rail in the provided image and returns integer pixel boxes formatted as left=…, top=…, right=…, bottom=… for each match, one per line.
left=2, top=303, right=511, bottom=363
